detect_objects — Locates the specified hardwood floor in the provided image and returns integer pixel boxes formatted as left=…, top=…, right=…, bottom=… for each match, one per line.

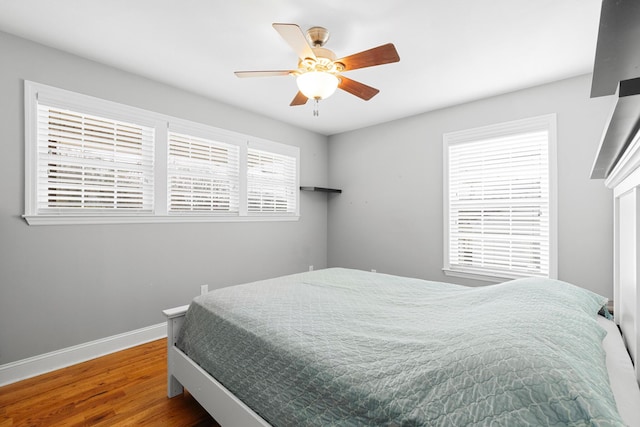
left=0, top=339, right=220, bottom=426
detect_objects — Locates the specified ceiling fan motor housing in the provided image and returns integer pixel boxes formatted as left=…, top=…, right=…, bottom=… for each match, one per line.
left=306, top=26, right=330, bottom=47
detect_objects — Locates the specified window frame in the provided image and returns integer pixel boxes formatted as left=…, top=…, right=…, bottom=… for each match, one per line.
left=247, top=143, right=299, bottom=216
left=24, top=81, right=299, bottom=225
left=165, top=120, right=250, bottom=218
left=442, top=114, right=558, bottom=282
left=33, top=103, right=157, bottom=214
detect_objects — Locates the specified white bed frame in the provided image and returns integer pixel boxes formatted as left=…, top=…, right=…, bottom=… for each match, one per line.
left=606, top=130, right=640, bottom=384
left=163, top=305, right=271, bottom=427
left=163, top=136, right=640, bottom=427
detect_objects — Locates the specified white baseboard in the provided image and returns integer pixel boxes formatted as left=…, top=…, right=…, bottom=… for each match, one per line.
left=0, top=322, right=166, bottom=387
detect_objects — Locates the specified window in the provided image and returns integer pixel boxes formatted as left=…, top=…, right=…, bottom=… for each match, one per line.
left=443, top=114, right=557, bottom=281
left=24, top=81, right=299, bottom=225
left=247, top=148, right=298, bottom=214
left=35, top=105, right=155, bottom=214
left=167, top=131, right=240, bottom=214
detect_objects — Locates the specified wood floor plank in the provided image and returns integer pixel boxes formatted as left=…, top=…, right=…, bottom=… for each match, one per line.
left=0, top=347, right=164, bottom=414
left=0, top=339, right=219, bottom=426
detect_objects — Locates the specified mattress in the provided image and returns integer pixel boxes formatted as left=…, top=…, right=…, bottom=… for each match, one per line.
left=177, top=268, right=626, bottom=426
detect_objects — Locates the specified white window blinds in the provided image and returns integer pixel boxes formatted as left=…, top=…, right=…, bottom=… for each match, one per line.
left=168, top=132, right=240, bottom=214
left=24, top=81, right=300, bottom=224
left=444, top=115, right=556, bottom=280
left=247, top=148, right=297, bottom=214
left=36, top=104, right=154, bottom=213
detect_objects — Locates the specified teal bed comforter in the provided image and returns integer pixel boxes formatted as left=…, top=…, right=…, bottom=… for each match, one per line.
left=177, top=268, right=624, bottom=426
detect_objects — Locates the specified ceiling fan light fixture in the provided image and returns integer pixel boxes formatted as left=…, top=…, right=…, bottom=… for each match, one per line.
left=296, top=71, right=339, bottom=100
left=235, top=23, right=400, bottom=107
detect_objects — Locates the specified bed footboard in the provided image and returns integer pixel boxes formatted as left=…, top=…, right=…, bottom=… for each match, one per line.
left=162, top=304, right=271, bottom=427
left=163, top=304, right=189, bottom=398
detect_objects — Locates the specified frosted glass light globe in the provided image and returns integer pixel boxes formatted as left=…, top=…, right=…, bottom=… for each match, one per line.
left=296, top=71, right=339, bottom=100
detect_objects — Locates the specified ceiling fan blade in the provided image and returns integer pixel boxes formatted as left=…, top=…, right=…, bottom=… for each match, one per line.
left=290, top=91, right=308, bottom=106
left=338, top=76, right=380, bottom=101
left=234, top=70, right=293, bottom=78
left=273, top=23, right=317, bottom=61
left=336, top=43, right=400, bottom=71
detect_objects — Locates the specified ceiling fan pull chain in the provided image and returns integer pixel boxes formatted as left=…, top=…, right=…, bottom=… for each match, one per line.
left=313, top=99, right=320, bottom=117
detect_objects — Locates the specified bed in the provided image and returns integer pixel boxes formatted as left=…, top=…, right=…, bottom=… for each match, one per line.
left=164, top=266, right=640, bottom=426
left=164, top=48, right=640, bottom=424
left=162, top=118, right=640, bottom=425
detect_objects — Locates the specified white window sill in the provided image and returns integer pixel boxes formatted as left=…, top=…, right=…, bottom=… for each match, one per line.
left=23, top=214, right=299, bottom=226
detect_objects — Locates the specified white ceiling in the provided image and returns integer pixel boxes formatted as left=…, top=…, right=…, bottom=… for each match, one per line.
left=0, top=0, right=601, bottom=136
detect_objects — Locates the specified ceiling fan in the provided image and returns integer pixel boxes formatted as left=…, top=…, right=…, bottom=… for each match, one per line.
left=235, top=23, right=400, bottom=111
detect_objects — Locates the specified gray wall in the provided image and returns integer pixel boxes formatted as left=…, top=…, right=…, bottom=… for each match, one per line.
left=327, top=74, right=617, bottom=297
left=0, top=31, right=329, bottom=364
left=0, top=29, right=619, bottom=366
